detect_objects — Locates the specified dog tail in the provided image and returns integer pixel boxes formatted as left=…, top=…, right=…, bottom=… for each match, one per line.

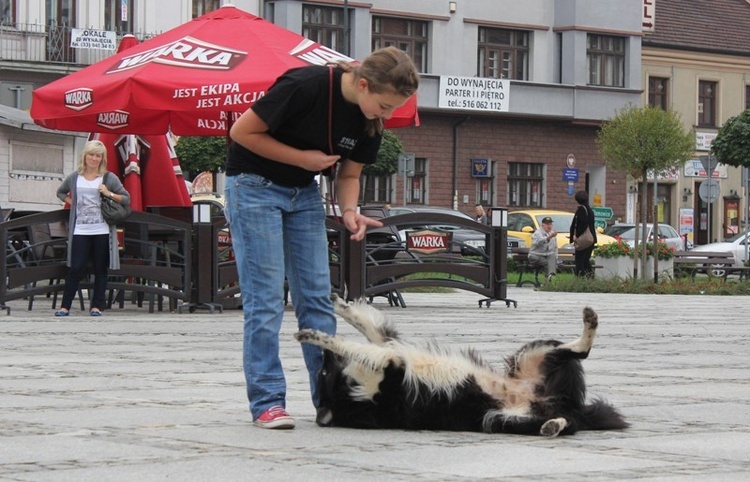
left=581, top=398, right=629, bottom=431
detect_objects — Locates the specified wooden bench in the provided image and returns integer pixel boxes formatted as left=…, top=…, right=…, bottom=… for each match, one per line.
left=673, top=250, right=750, bottom=280
left=511, top=247, right=581, bottom=287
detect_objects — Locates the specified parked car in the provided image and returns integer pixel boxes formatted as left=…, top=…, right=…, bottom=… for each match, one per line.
left=388, top=205, right=487, bottom=255
left=691, top=231, right=750, bottom=268
left=507, top=209, right=617, bottom=249
left=362, top=205, right=524, bottom=256
left=604, top=222, right=689, bottom=251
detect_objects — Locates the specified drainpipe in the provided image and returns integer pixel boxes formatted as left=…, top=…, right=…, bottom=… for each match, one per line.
left=452, top=116, right=470, bottom=210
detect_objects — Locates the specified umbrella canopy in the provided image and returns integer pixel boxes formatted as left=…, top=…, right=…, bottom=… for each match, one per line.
left=30, top=5, right=418, bottom=135
left=88, top=35, right=192, bottom=212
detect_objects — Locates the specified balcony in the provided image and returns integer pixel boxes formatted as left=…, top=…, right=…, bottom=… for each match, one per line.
left=0, top=22, right=156, bottom=71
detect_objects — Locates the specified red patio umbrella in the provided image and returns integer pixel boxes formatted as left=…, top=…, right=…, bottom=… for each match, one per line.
left=87, top=35, right=192, bottom=212
left=30, top=4, right=418, bottom=135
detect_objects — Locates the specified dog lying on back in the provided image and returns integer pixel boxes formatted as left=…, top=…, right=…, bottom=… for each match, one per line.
left=294, top=295, right=628, bottom=436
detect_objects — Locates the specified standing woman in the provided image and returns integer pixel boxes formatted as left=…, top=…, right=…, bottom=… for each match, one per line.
left=570, top=190, right=597, bottom=277
left=474, top=204, right=488, bottom=224
left=55, top=140, right=130, bottom=316
left=225, top=46, right=419, bottom=429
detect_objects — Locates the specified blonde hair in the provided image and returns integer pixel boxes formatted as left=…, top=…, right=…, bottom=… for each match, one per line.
left=339, top=46, right=420, bottom=136
left=77, top=140, right=108, bottom=176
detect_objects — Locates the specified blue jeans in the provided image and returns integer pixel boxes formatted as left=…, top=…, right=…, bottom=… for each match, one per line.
left=224, top=173, right=336, bottom=419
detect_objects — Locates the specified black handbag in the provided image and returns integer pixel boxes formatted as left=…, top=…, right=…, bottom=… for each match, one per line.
left=100, top=194, right=131, bottom=225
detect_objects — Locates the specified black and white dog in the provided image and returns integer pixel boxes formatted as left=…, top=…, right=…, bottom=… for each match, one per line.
left=294, top=295, right=628, bottom=436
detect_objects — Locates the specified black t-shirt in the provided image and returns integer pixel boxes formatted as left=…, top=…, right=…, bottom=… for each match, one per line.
left=225, top=65, right=382, bottom=187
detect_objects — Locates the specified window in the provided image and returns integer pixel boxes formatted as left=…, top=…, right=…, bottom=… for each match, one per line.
left=745, top=85, right=750, bottom=110
left=105, top=0, right=132, bottom=34
left=698, top=80, right=717, bottom=127
left=10, top=141, right=65, bottom=178
left=193, top=0, right=221, bottom=18
left=1, top=0, right=15, bottom=25
left=477, top=27, right=529, bottom=80
left=47, top=0, right=76, bottom=62
left=587, top=34, right=625, bottom=87
left=372, top=17, right=428, bottom=73
left=302, top=5, right=344, bottom=52
left=361, top=175, right=392, bottom=204
left=508, top=162, right=543, bottom=207
left=408, top=158, right=427, bottom=204
left=476, top=178, right=493, bottom=206
left=476, top=159, right=494, bottom=207
left=648, top=77, right=668, bottom=109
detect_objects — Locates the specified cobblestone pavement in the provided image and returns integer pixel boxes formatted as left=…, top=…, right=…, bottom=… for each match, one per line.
left=2, top=287, right=749, bottom=481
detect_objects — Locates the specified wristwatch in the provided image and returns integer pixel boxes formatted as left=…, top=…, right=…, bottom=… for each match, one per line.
left=109, top=192, right=114, bottom=198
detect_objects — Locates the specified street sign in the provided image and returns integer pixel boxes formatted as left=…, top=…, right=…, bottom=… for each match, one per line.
left=698, top=179, right=720, bottom=203
left=594, top=220, right=607, bottom=230
left=699, top=155, right=717, bottom=176
left=562, top=167, right=579, bottom=182
left=591, top=206, right=613, bottom=220
left=398, top=153, right=414, bottom=175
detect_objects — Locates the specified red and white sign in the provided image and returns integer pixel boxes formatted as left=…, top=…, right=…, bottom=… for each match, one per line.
left=407, top=230, right=451, bottom=254
left=643, top=0, right=655, bottom=32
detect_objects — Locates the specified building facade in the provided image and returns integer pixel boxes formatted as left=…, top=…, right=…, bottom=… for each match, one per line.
left=642, top=0, right=750, bottom=245
left=266, top=0, right=642, bottom=219
left=4, top=0, right=747, bottom=241
left=1, top=0, right=642, bottom=217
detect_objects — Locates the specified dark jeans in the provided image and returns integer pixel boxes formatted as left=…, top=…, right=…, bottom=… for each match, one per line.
left=60, top=234, right=110, bottom=311
left=574, top=245, right=595, bottom=278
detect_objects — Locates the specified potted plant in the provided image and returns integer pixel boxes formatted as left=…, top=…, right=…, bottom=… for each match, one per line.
left=593, top=241, right=634, bottom=279
left=593, top=241, right=674, bottom=280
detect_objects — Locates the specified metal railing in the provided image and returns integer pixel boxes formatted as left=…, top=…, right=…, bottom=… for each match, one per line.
left=0, top=21, right=157, bottom=66
left=2, top=210, right=514, bottom=314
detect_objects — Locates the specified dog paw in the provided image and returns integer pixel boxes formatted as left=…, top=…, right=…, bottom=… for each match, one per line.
left=331, top=293, right=350, bottom=315
left=582, top=307, right=598, bottom=329
left=540, top=418, right=567, bottom=437
left=294, top=329, right=318, bottom=342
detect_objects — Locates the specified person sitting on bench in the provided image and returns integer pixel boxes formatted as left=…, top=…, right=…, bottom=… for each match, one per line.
left=529, top=216, right=558, bottom=281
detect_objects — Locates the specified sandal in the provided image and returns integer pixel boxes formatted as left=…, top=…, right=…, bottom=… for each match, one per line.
left=54, top=309, right=69, bottom=317
left=90, top=310, right=102, bottom=317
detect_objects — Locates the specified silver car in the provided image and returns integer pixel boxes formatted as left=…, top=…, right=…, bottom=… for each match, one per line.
left=604, top=222, right=689, bottom=251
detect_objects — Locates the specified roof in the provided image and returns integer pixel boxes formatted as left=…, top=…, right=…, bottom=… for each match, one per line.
left=642, top=0, right=750, bottom=56
left=0, top=104, right=38, bottom=130
left=0, top=103, right=86, bottom=135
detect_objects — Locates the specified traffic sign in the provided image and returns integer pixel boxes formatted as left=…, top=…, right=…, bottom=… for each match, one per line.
left=594, top=220, right=607, bottom=230
left=398, top=153, right=415, bottom=175
left=698, top=179, right=719, bottom=203
left=699, top=155, right=717, bottom=176
left=591, top=206, right=613, bottom=220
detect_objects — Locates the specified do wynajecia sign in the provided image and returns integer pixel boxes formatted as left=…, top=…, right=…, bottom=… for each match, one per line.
left=438, top=76, right=509, bottom=112
left=71, top=28, right=117, bottom=50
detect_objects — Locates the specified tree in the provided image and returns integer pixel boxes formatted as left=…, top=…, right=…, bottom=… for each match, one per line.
left=174, top=136, right=227, bottom=180
left=364, top=129, right=402, bottom=176
left=597, top=105, right=695, bottom=280
left=711, top=109, right=750, bottom=168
